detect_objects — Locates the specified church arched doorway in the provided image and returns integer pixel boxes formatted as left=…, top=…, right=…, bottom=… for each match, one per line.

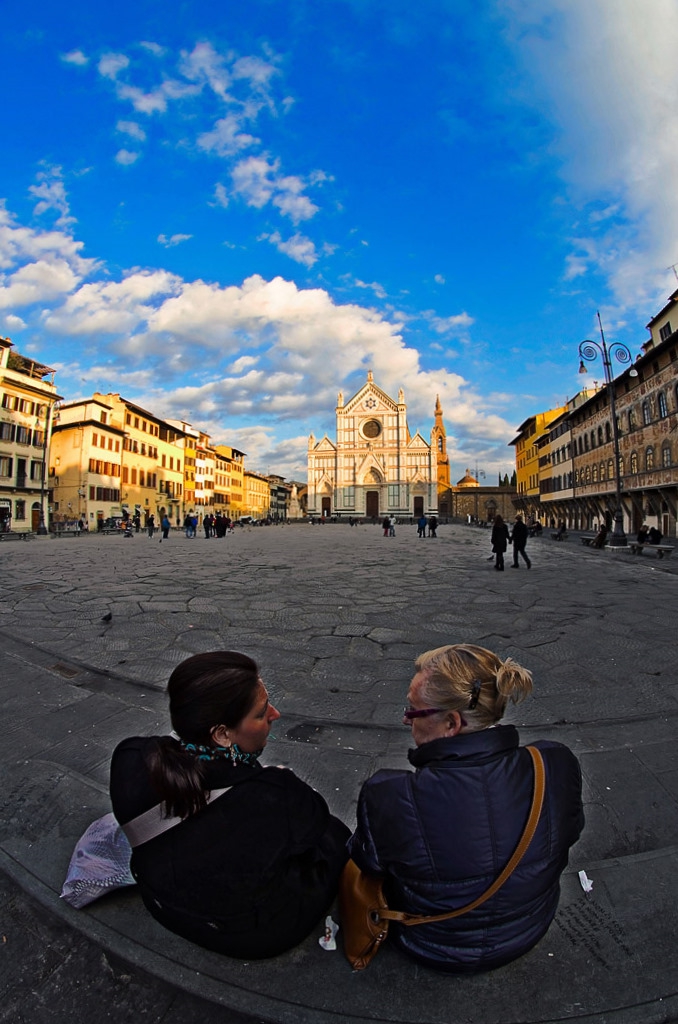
left=321, top=497, right=331, bottom=517
left=366, top=491, right=379, bottom=519
left=413, top=496, right=424, bottom=518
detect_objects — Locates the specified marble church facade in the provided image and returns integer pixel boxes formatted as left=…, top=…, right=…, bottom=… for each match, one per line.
left=307, top=372, right=449, bottom=520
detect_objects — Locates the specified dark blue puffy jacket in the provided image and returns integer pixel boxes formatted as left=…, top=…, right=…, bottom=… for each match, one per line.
left=348, top=725, right=584, bottom=972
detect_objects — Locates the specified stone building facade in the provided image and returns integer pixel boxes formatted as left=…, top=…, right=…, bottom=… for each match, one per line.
left=307, top=372, right=447, bottom=520
left=510, top=289, right=678, bottom=538
left=0, top=337, right=61, bottom=533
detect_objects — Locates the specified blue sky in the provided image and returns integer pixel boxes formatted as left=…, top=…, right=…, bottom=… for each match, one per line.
left=2, top=0, right=677, bottom=481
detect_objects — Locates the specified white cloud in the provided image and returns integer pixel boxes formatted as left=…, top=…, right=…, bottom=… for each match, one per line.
left=212, top=182, right=229, bottom=208
left=0, top=259, right=79, bottom=309
left=0, top=200, right=514, bottom=468
left=179, top=41, right=233, bottom=101
left=28, top=166, right=75, bottom=228
left=231, top=156, right=319, bottom=223
left=427, top=311, right=474, bottom=334
left=0, top=203, right=96, bottom=277
left=117, top=120, right=147, bottom=142
left=115, top=149, right=140, bottom=166
left=61, top=49, right=89, bottom=66
left=43, top=269, right=181, bottom=335
left=262, top=231, right=318, bottom=267
left=434, top=274, right=446, bottom=285
left=140, top=41, right=166, bottom=57
left=158, top=233, right=192, bottom=247
left=98, top=52, right=130, bottom=80
left=504, top=0, right=678, bottom=310
left=353, top=278, right=387, bottom=300
left=197, top=115, right=258, bottom=157
left=230, top=354, right=259, bottom=373
left=2, top=313, right=27, bottom=331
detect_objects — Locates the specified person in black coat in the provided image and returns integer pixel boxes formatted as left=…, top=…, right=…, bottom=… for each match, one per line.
left=491, top=514, right=510, bottom=570
left=110, top=651, right=349, bottom=959
left=511, top=515, right=531, bottom=568
left=348, top=643, right=584, bottom=972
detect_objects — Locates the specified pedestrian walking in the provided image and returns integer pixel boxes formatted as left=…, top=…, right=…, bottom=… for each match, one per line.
left=417, top=514, right=427, bottom=538
left=491, top=514, right=510, bottom=571
left=510, top=515, right=531, bottom=569
left=428, top=515, right=438, bottom=538
left=147, top=513, right=155, bottom=539
left=389, top=517, right=396, bottom=537
left=382, top=516, right=390, bottom=537
left=160, top=514, right=171, bottom=542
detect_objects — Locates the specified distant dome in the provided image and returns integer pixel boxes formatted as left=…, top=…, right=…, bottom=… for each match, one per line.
left=457, top=468, right=480, bottom=488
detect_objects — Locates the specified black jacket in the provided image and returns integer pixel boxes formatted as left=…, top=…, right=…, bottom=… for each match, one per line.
left=512, top=520, right=528, bottom=546
left=348, top=726, right=584, bottom=972
left=491, top=522, right=510, bottom=552
left=110, top=737, right=349, bottom=958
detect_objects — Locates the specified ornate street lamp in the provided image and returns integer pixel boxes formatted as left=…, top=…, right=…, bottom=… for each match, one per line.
left=579, top=312, right=637, bottom=546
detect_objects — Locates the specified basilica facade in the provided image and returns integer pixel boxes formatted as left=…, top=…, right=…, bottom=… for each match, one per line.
left=307, top=372, right=449, bottom=519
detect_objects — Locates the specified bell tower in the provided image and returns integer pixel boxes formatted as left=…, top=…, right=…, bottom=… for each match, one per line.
left=431, top=395, right=450, bottom=492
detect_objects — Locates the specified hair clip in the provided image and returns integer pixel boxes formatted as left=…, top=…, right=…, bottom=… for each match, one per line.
left=468, top=678, right=483, bottom=710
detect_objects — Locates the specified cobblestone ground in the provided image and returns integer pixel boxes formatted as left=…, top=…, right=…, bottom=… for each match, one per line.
left=1, top=523, right=677, bottom=1024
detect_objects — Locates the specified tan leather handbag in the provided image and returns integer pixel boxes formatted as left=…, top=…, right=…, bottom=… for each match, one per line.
left=339, top=745, right=545, bottom=970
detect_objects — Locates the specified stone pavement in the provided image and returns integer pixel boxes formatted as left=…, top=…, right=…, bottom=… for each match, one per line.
left=1, top=523, right=677, bottom=1024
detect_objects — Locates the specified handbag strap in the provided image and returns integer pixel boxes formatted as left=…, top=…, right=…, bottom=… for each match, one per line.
left=379, top=745, right=545, bottom=926
left=121, top=787, right=232, bottom=848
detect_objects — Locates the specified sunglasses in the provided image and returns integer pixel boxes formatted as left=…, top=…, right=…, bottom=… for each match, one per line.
left=403, top=706, right=445, bottom=720
left=403, top=706, right=468, bottom=727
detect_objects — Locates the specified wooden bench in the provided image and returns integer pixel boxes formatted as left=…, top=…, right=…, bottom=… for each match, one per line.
left=629, top=543, right=674, bottom=559
left=0, top=531, right=34, bottom=541
left=581, top=535, right=598, bottom=547
left=551, top=532, right=568, bottom=541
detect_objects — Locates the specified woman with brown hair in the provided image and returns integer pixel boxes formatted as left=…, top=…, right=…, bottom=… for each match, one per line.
left=110, top=651, right=349, bottom=959
left=348, top=643, right=583, bottom=972
left=491, top=513, right=511, bottom=570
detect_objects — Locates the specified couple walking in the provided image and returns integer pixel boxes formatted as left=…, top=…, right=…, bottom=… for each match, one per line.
left=491, top=514, right=531, bottom=571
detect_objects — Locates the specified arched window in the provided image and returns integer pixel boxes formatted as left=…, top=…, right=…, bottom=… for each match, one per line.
left=585, top=465, right=591, bottom=483
left=597, top=426, right=604, bottom=445
left=658, top=392, right=668, bottom=418
left=618, top=455, right=625, bottom=477
left=592, top=464, right=598, bottom=482
left=578, top=437, right=584, bottom=455
left=642, top=401, right=651, bottom=425
left=630, top=451, right=638, bottom=474
left=608, top=459, right=614, bottom=480
left=628, top=408, right=636, bottom=430
left=600, top=462, right=606, bottom=481
left=605, top=422, right=612, bottom=442
left=662, top=444, right=672, bottom=468
left=590, top=431, right=596, bottom=449
left=645, top=446, right=654, bottom=471
left=584, top=434, right=590, bottom=452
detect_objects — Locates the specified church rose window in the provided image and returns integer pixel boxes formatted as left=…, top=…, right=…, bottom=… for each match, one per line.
left=362, top=419, right=382, bottom=439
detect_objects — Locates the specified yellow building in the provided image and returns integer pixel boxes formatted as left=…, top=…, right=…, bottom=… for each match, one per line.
left=215, top=444, right=246, bottom=519
left=245, top=469, right=271, bottom=519
left=214, top=448, right=232, bottom=516
left=509, top=406, right=566, bottom=521
left=0, top=337, right=61, bottom=533
left=50, top=396, right=124, bottom=527
left=51, top=393, right=188, bottom=529
left=195, top=431, right=216, bottom=513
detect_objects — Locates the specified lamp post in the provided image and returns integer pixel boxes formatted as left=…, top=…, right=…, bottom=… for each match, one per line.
left=578, top=312, right=637, bottom=546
